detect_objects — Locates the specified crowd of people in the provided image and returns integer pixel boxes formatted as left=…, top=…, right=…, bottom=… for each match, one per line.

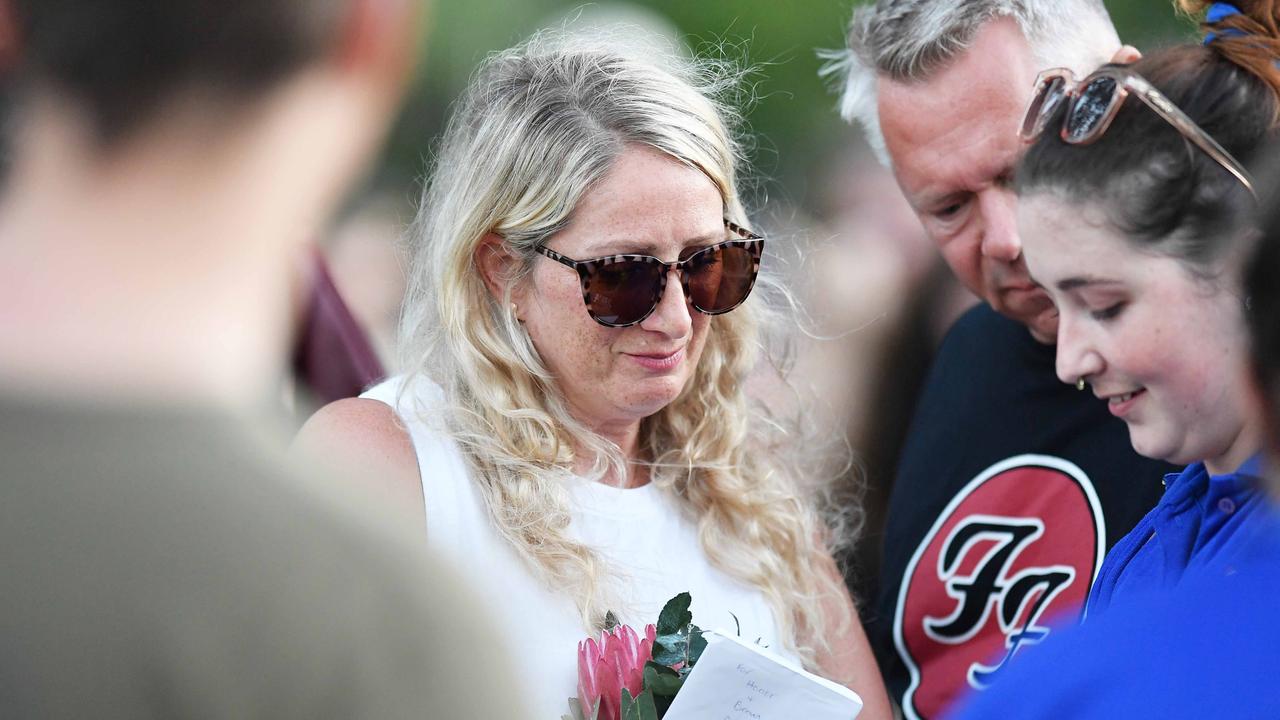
left=3, top=0, right=1280, bottom=718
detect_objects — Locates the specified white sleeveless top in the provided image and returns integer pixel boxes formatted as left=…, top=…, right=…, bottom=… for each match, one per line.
left=361, top=376, right=792, bottom=718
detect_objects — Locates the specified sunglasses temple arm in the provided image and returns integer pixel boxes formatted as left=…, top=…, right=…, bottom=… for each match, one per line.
left=1186, top=129, right=1258, bottom=198
left=1131, top=90, right=1258, bottom=199
left=537, top=246, right=582, bottom=270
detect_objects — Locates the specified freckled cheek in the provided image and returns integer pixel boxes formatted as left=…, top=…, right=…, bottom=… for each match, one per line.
left=571, top=327, right=618, bottom=380
left=559, top=327, right=617, bottom=384
left=535, top=327, right=622, bottom=418
left=524, top=274, right=615, bottom=379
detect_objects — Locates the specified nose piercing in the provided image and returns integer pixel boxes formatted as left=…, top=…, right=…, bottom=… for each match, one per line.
left=1076, top=377, right=1086, bottom=391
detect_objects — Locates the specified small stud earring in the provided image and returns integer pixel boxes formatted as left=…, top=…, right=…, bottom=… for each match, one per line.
left=1076, top=377, right=1086, bottom=391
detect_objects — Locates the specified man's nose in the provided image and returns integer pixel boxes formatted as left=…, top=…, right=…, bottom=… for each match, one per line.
left=978, top=188, right=1022, bottom=263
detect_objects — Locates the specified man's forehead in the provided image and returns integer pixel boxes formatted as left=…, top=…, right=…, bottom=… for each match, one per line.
left=879, top=86, right=1023, bottom=205
left=876, top=18, right=1038, bottom=202
left=877, top=26, right=1037, bottom=131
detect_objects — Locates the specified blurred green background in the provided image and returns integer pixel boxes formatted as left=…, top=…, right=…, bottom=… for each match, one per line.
left=375, top=0, right=1197, bottom=214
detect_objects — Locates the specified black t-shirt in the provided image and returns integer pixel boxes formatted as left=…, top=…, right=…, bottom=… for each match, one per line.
left=868, top=303, right=1174, bottom=720
left=0, top=395, right=525, bottom=719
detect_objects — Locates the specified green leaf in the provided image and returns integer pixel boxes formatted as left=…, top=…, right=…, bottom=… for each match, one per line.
left=643, top=662, right=684, bottom=698
left=654, top=692, right=674, bottom=719
left=622, top=687, right=660, bottom=720
left=604, top=610, right=620, bottom=631
left=656, top=592, right=692, bottom=635
left=687, top=624, right=708, bottom=666
left=637, top=689, right=659, bottom=720
left=651, top=631, right=687, bottom=667
left=621, top=689, right=639, bottom=720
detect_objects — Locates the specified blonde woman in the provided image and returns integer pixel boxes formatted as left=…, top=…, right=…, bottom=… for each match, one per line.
left=297, top=34, right=890, bottom=719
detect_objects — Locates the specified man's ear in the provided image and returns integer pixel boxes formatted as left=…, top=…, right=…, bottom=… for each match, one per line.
left=1110, top=45, right=1142, bottom=65
left=475, top=233, right=520, bottom=310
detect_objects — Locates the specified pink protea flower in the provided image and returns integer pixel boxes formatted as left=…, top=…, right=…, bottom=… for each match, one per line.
left=577, top=623, right=657, bottom=720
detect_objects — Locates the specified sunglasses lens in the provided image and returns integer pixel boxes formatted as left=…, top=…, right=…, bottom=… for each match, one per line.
left=1020, top=75, right=1068, bottom=140
left=585, top=259, right=662, bottom=326
left=1065, top=76, right=1118, bottom=143
left=686, top=243, right=758, bottom=314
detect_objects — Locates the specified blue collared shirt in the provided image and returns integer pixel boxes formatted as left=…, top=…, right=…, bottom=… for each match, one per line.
left=947, top=503, right=1280, bottom=719
left=1087, top=454, right=1266, bottom=615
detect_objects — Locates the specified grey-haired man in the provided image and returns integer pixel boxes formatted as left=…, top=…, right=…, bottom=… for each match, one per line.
left=824, top=2, right=1175, bottom=717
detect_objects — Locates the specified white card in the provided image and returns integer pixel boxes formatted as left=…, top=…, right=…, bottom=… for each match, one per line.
left=662, top=630, right=863, bottom=720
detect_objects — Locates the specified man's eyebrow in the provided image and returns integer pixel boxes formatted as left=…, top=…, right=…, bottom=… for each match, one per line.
left=1057, top=276, right=1121, bottom=291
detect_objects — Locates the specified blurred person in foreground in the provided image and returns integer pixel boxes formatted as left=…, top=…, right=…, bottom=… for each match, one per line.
left=0, top=0, right=525, bottom=717
left=296, top=33, right=893, bottom=719
left=951, top=9, right=1280, bottom=716
left=822, top=1, right=1176, bottom=717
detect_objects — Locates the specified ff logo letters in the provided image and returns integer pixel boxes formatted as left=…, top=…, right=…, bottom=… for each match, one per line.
left=894, top=455, right=1104, bottom=719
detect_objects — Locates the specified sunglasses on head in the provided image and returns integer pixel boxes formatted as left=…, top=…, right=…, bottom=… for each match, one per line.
left=1019, top=65, right=1257, bottom=198
left=534, top=219, right=764, bottom=328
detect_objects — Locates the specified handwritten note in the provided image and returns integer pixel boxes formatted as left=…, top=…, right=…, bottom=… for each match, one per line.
left=662, top=630, right=863, bottom=720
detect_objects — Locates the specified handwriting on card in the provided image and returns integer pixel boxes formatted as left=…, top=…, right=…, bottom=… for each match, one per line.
left=663, top=631, right=862, bottom=720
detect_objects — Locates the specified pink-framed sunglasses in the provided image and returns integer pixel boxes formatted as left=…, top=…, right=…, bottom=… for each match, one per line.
left=1019, top=64, right=1256, bottom=198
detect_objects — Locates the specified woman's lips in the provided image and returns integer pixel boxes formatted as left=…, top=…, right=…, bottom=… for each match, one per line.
left=1105, top=388, right=1146, bottom=418
left=626, top=348, right=685, bottom=371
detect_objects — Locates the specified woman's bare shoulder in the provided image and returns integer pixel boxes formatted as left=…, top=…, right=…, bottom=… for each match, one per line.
left=294, top=398, right=424, bottom=515
left=297, top=398, right=411, bottom=455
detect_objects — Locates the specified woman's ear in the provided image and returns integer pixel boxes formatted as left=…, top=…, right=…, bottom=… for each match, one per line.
left=475, top=233, right=521, bottom=311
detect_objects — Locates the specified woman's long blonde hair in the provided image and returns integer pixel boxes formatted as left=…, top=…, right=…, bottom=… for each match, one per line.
left=399, top=32, right=855, bottom=666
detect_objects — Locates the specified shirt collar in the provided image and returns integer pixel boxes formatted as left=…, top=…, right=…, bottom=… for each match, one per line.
left=1206, top=452, right=1265, bottom=499
left=1230, top=453, right=1266, bottom=480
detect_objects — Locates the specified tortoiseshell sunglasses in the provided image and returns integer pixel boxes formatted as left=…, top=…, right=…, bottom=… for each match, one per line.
left=534, top=219, right=764, bottom=328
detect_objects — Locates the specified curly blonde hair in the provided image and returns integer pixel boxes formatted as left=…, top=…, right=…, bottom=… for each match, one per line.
left=398, top=32, right=853, bottom=666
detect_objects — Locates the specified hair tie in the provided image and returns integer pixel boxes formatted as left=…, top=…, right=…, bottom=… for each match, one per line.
left=1204, top=2, right=1250, bottom=45
left=1202, top=2, right=1280, bottom=69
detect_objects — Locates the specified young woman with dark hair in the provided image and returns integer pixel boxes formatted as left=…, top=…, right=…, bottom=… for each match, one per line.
left=1006, top=0, right=1280, bottom=616
left=948, top=4, right=1280, bottom=712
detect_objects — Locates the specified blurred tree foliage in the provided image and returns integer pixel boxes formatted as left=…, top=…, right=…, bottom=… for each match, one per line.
left=376, top=1, right=1197, bottom=214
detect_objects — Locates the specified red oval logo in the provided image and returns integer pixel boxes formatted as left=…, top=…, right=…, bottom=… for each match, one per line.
left=894, top=455, right=1104, bottom=719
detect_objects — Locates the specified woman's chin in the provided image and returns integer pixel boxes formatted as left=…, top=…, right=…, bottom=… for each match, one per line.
left=619, top=383, right=686, bottom=419
left=1129, top=430, right=1183, bottom=466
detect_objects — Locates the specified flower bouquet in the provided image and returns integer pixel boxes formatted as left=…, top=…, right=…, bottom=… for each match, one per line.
left=565, top=592, right=707, bottom=720
left=566, top=591, right=865, bottom=720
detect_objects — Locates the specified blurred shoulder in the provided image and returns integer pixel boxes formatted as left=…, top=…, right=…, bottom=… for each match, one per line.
left=294, top=397, right=423, bottom=514
left=298, top=397, right=410, bottom=450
